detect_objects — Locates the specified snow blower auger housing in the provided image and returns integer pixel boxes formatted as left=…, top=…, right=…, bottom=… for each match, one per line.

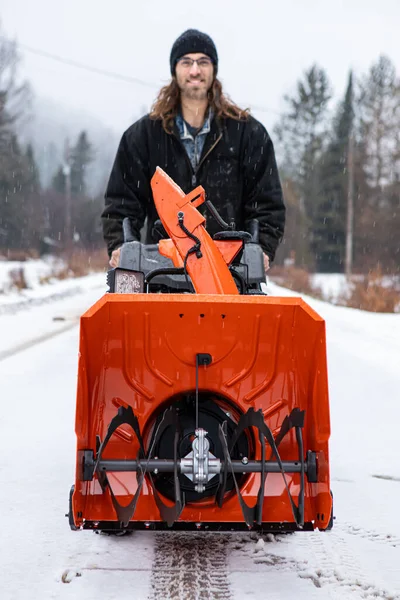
left=69, top=167, right=332, bottom=533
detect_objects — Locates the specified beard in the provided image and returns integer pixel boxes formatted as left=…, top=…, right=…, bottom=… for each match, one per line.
left=176, top=73, right=213, bottom=101
left=181, top=85, right=208, bottom=101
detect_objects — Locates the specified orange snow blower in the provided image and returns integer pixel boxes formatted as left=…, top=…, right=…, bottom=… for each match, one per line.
left=68, top=167, right=332, bottom=533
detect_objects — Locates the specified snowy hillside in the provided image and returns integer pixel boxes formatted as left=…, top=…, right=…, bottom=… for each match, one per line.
left=0, top=276, right=399, bottom=599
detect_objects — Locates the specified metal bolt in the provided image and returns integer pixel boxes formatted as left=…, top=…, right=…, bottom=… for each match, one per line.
left=242, top=457, right=249, bottom=465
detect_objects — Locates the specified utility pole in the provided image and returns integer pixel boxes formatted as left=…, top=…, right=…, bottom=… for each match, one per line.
left=63, top=139, right=72, bottom=253
left=345, top=132, right=354, bottom=276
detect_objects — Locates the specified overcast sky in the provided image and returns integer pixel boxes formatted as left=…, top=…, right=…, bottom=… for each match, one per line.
left=2, top=0, right=400, bottom=135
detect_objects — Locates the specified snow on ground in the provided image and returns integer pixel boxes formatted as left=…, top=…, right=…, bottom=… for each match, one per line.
left=0, top=272, right=106, bottom=358
left=311, top=273, right=348, bottom=302
left=0, top=329, right=153, bottom=600
left=0, top=257, right=69, bottom=297
left=0, top=274, right=399, bottom=599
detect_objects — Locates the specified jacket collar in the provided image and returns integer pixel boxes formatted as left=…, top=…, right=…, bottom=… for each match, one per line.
left=172, top=109, right=223, bottom=165
left=175, top=108, right=213, bottom=141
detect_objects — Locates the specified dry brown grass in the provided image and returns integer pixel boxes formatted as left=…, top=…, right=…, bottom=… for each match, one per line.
left=337, top=268, right=400, bottom=313
left=270, top=265, right=400, bottom=313
left=39, top=249, right=109, bottom=282
left=3, top=249, right=108, bottom=292
left=0, top=249, right=39, bottom=261
left=269, top=266, right=324, bottom=299
left=66, top=248, right=109, bottom=276
left=8, top=267, right=29, bottom=290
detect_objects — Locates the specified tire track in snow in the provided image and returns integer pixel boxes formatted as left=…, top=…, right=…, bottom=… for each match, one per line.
left=0, top=320, right=78, bottom=362
left=229, top=532, right=400, bottom=599
left=149, top=532, right=232, bottom=600
left=299, top=531, right=400, bottom=599
left=338, top=522, right=400, bottom=549
left=228, top=532, right=307, bottom=571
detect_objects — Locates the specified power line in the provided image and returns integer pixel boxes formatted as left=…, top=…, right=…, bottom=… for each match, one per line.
left=0, top=35, right=281, bottom=116
left=0, top=35, right=159, bottom=89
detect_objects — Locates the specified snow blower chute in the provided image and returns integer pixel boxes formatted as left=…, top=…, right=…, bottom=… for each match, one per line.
left=69, top=167, right=332, bottom=533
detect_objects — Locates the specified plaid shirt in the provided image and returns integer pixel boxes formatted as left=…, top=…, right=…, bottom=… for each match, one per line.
left=175, top=110, right=212, bottom=170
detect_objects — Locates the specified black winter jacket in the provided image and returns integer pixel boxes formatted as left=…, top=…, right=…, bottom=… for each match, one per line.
left=102, top=114, right=285, bottom=260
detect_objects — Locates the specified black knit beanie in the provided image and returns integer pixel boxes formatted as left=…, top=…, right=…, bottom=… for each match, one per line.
left=170, top=29, right=218, bottom=75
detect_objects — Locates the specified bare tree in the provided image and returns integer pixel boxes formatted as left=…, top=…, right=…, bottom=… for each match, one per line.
left=0, top=23, right=31, bottom=150
left=358, top=56, right=400, bottom=197
left=0, top=25, right=37, bottom=252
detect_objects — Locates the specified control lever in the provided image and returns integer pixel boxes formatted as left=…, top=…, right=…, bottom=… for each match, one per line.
left=152, top=219, right=168, bottom=242
left=122, top=217, right=135, bottom=243
left=248, top=219, right=259, bottom=244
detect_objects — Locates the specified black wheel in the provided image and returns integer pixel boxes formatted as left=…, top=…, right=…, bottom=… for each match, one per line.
left=321, top=490, right=334, bottom=531
left=68, top=485, right=78, bottom=531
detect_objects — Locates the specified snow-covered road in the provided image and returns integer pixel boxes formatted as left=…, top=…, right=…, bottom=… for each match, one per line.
left=0, top=277, right=399, bottom=599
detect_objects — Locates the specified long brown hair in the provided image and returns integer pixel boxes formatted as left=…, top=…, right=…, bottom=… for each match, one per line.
left=150, top=77, right=249, bottom=133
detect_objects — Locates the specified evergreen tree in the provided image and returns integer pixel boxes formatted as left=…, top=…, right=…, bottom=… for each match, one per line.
left=48, top=132, right=95, bottom=248
left=22, top=144, right=45, bottom=248
left=52, top=165, right=66, bottom=194
left=274, top=65, right=332, bottom=266
left=25, top=143, right=41, bottom=193
left=70, top=131, right=93, bottom=196
left=74, top=195, right=104, bottom=248
left=0, top=135, right=29, bottom=249
left=313, top=72, right=354, bottom=271
left=354, top=56, right=400, bottom=271
left=0, top=27, right=34, bottom=252
left=274, top=178, right=312, bottom=268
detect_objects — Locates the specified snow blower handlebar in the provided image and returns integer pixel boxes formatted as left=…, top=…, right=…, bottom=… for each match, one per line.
left=150, top=167, right=240, bottom=294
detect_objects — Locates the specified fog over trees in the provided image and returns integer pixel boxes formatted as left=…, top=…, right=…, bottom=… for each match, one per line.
left=1, top=24, right=399, bottom=273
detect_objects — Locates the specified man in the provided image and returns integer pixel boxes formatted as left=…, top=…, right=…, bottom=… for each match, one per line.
left=102, top=29, right=285, bottom=270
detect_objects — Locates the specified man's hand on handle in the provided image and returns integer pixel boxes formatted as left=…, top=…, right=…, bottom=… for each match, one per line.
left=263, top=253, right=270, bottom=272
left=109, top=247, right=121, bottom=268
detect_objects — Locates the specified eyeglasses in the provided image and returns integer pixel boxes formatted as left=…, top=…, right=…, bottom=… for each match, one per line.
left=177, top=57, right=213, bottom=69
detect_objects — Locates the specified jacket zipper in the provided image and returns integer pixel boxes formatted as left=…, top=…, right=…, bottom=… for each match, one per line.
left=173, top=131, right=222, bottom=187
left=193, top=133, right=222, bottom=186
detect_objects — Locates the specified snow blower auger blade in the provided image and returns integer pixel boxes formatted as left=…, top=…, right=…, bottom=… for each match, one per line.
left=69, top=167, right=332, bottom=533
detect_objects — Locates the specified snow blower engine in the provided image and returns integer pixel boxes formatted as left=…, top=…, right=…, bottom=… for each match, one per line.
left=68, top=167, right=332, bottom=533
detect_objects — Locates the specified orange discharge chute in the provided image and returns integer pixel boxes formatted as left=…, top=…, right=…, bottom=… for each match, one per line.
left=70, top=168, right=332, bottom=533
